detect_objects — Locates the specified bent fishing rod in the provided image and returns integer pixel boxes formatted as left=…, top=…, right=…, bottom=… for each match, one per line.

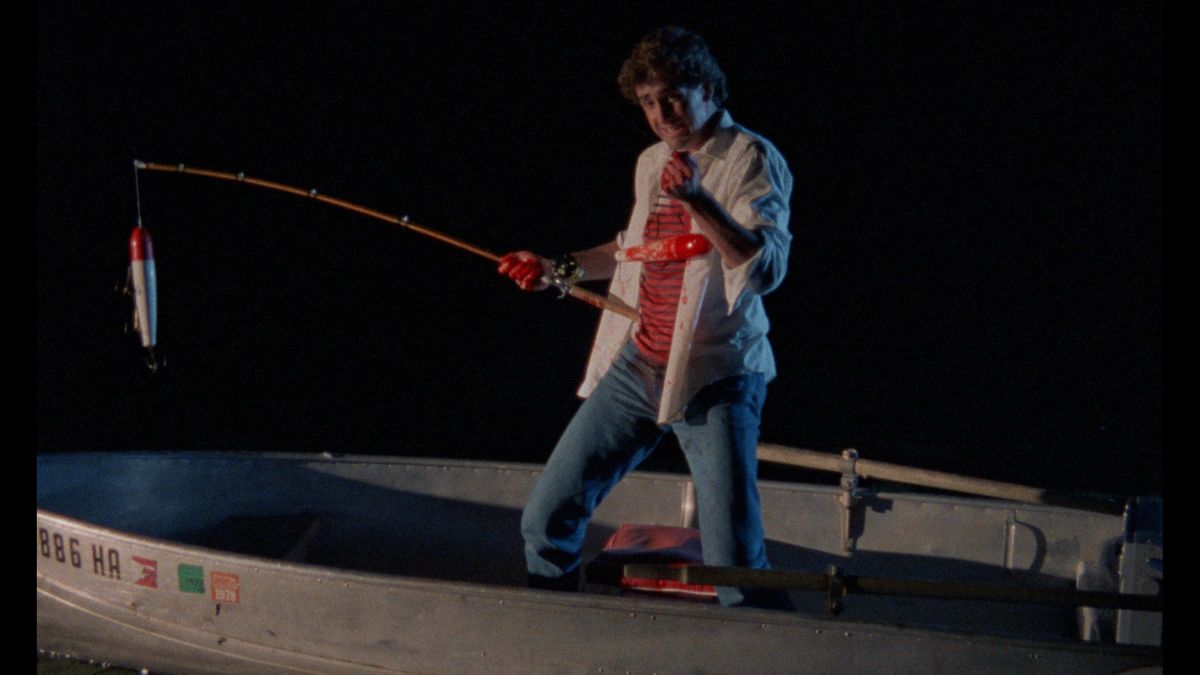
left=132, top=160, right=638, bottom=321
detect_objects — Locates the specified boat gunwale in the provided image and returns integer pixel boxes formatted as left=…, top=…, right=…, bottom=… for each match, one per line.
left=36, top=450, right=1137, bottom=520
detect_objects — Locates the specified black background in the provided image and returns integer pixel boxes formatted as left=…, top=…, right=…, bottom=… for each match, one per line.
left=36, top=1, right=1163, bottom=497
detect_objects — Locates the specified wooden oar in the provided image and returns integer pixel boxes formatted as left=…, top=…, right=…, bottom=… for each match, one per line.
left=757, top=443, right=1127, bottom=515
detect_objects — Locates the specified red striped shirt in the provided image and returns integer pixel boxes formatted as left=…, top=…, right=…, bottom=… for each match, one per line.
left=633, top=190, right=690, bottom=365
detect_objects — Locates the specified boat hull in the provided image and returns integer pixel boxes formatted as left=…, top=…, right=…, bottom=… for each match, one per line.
left=37, top=452, right=1161, bottom=673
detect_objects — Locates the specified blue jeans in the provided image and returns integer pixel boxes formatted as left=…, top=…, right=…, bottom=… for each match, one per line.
left=521, top=341, right=787, bottom=609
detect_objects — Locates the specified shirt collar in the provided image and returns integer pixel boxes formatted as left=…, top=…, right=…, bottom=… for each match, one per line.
left=693, top=110, right=736, bottom=161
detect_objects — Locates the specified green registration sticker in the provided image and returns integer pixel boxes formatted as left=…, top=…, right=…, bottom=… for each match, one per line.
left=178, top=563, right=205, bottom=594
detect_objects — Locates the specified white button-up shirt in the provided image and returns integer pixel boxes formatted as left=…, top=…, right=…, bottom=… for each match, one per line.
left=578, top=111, right=793, bottom=423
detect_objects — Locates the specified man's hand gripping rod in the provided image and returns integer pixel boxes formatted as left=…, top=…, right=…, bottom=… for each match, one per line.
left=134, top=161, right=637, bottom=321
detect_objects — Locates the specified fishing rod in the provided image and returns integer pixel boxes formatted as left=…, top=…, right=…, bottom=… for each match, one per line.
left=133, top=160, right=637, bottom=315
left=123, top=160, right=642, bottom=370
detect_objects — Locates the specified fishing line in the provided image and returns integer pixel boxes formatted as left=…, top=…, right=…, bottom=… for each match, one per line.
left=132, top=159, right=144, bottom=227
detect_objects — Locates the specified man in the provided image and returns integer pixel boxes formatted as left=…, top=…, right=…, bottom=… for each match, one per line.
left=498, top=26, right=793, bottom=609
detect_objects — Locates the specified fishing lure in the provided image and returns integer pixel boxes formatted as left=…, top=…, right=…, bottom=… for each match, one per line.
left=121, top=162, right=164, bottom=371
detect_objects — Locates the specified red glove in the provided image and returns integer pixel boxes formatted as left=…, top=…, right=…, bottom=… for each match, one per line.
left=497, top=251, right=549, bottom=291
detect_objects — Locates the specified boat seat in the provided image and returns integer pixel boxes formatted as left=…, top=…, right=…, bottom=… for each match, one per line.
left=584, top=524, right=717, bottom=600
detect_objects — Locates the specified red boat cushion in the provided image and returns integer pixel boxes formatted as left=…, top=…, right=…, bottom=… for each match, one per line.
left=597, top=524, right=717, bottom=598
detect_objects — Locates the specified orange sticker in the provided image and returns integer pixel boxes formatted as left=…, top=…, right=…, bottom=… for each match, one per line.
left=211, top=571, right=241, bottom=604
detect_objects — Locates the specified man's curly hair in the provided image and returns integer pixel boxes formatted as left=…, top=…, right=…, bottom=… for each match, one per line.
left=617, top=26, right=728, bottom=107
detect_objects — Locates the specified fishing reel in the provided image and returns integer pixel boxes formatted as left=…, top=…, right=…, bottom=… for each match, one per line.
left=546, top=253, right=584, bottom=298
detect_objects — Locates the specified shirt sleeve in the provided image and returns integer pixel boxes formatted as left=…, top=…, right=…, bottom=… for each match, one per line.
left=720, top=140, right=794, bottom=310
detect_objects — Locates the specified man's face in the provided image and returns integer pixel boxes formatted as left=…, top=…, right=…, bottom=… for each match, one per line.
left=634, top=79, right=717, bottom=151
